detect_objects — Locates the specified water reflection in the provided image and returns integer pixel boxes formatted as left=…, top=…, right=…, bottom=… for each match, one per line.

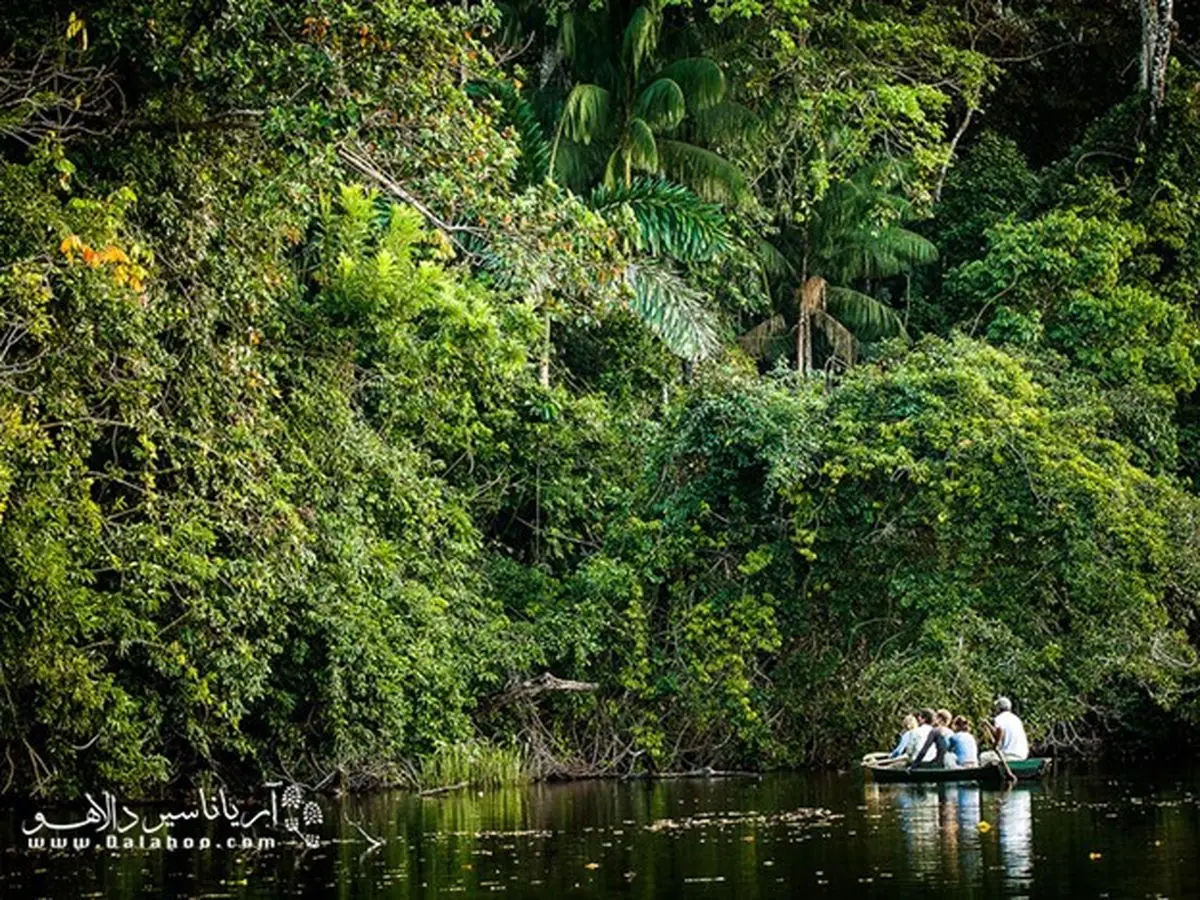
left=867, top=781, right=1034, bottom=891
left=997, top=787, right=1033, bottom=891
left=4, top=769, right=1200, bottom=898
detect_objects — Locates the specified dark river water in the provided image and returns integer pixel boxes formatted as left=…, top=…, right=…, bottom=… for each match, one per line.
left=3, top=764, right=1198, bottom=898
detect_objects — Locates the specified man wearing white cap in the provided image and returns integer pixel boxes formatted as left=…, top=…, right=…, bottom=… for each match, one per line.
left=980, top=696, right=1029, bottom=765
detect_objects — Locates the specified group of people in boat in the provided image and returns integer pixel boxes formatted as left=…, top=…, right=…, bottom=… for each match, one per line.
left=885, top=697, right=1029, bottom=770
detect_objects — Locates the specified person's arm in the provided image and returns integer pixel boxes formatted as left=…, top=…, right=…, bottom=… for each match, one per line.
left=888, top=732, right=907, bottom=758
left=980, top=717, right=1000, bottom=745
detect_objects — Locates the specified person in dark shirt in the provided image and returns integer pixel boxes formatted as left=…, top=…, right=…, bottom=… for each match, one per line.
left=910, top=709, right=954, bottom=769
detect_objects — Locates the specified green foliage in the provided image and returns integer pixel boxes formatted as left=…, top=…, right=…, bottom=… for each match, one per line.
left=590, top=178, right=730, bottom=261
left=718, top=0, right=998, bottom=217
left=930, top=132, right=1041, bottom=269
left=542, top=2, right=750, bottom=203
left=807, top=164, right=939, bottom=285
left=631, top=338, right=1199, bottom=763
left=419, top=740, right=529, bottom=789
left=786, top=337, right=1199, bottom=755
left=947, top=203, right=1200, bottom=395
left=470, top=80, right=553, bottom=187
left=4, top=0, right=1200, bottom=798
left=0, top=148, right=529, bottom=794
left=625, top=264, right=723, bottom=362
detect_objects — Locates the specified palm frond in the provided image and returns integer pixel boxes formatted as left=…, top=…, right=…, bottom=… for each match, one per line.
left=560, top=83, right=611, bottom=144
left=832, top=227, right=938, bottom=281
left=754, top=237, right=794, bottom=277
left=627, top=118, right=659, bottom=172
left=655, top=57, right=725, bottom=112
left=625, top=263, right=723, bottom=361
left=737, top=314, right=791, bottom=361
left=811, top=308, right=857, bottom=369
left=824, top=285, right=907, bottom=339
left=559, top=11, right=577, bottom=63
left=657, top=139, right=748, bottom=204
left=690, top=100, right=761, bottom=144
left=554, top=139, right=605, bottom=193
left=590, top=177, right=730, bottom=261
left=622, top=6, right=659, bottom=81
left=603, top=147, right=623, bottom=189
left=634, top=78, right=686, bottom=132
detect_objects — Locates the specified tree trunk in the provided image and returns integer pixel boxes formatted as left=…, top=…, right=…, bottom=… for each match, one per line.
left=1139, top=0, right=1174, bottom=128
left=540, top=309, right=551, bottom=388
left=796, top=299, right=810, bottom=375
left=797, top=276, right=825, bottom=377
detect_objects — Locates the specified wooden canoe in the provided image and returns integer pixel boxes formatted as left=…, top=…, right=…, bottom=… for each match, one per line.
left=865, top=758, right=1049, bottom=784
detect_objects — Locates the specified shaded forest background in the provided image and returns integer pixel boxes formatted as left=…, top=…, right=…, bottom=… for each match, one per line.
left=2, top=0, right=1200, bottom=796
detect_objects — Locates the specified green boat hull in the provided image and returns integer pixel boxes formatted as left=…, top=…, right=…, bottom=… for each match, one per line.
left=866, top=758, right=1049, bottom=784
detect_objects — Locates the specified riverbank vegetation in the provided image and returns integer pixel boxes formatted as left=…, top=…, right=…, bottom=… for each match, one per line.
left=2, top=0, right=1199, bottom=796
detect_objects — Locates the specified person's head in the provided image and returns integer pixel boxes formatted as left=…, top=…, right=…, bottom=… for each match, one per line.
left=918, top=708, right=935, bottom=725
left=995, top=696, right=1013, bottom=713
left=936, top=708, right=952, bottom=726
left=951, top=716, right=970, bottom=732
left=902, top=714, right=918, bottom=732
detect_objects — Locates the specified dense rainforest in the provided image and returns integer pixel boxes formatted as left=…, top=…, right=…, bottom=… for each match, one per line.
left=2, top=0, right=1200, bottom=797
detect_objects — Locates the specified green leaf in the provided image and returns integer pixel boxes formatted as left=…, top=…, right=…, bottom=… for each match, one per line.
left=622, top=6, right=660, bottom=80
left=655, top=58, right=725, bottom=112
left=625, top=263, right=723, bottom=361
left=832, top=227, right=938, bottom=281
left=657, top=139, right=748, bottom=204
left=559, top=10, right=577, bottom=62
left=590, top=177, right=730, bottom=261
left=555, top=139, right=606, bottom=192
left=691, top=100, right=761, bottom=145
left=560, top=83, right=611, bottom=145
left=468, top=80, right=551, bottom=186
left=824, top=285, right=907, bottom=340
left=634, top=78, right=686, bottom=132
left=627, top=118, right=659, bottom=172
left=754, top=238, right=794, bottom=277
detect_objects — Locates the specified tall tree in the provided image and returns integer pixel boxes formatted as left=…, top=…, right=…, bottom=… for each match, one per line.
left=1139, top=0, right=1175, bottom=127
left=546, top=0, right=751, bottom=204
left=742, top=164, right=937, bottom=374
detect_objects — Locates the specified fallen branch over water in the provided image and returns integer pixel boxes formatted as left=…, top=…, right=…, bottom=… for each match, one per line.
left=418, top=781, right=469, bottom=796
left=624, top=767, right=761, bottom=781
left=498, top=672, right=600, bottom=702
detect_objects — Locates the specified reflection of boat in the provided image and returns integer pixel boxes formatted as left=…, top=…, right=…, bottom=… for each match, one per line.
left=997, top=786, right=1034, bottom=887
left=865, top=758, right=1048, bottom=784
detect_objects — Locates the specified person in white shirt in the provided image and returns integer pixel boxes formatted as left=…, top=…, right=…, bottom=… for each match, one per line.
left=980, top=696, right=1030, bottom=764
left=911, top=708, right=937, bottom=763
left=887, top=714, right=921, bottom=760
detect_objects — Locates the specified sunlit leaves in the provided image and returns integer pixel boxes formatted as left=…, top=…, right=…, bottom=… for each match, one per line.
left=622, top=6, right=659, bottom=80
left=626, top=117, right=659, bottom=172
